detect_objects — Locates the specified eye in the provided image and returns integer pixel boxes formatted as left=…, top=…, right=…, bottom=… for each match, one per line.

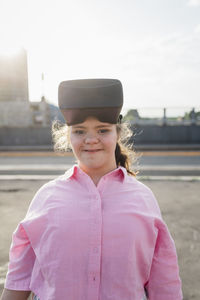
left=98, top=129, right=109, bottom=134
left=73, top=130, right=84, bottom=135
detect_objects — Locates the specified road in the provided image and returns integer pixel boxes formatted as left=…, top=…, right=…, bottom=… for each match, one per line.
left=0, top=151, right=200, bottom=179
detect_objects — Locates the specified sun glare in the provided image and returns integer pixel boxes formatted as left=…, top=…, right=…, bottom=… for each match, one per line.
left=0, top=44, right=23, bottom=57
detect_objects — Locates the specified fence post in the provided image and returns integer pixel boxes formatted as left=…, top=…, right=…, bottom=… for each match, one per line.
left=163, top=107, right=167, bottom=125
left=191, top=108, right=196, bottom=125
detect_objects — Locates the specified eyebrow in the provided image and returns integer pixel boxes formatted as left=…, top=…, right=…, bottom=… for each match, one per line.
left=72, top=124, right=112, bottom=129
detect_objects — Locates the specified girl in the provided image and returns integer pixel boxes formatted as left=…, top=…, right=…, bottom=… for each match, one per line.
left=1, top=79, right=182, bottom=300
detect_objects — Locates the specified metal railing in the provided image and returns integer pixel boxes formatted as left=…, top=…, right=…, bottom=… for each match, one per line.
left=124, top=107, right=200, bottom=126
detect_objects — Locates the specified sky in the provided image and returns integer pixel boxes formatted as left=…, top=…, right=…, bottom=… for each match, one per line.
left=0, top=0, right=200, bottom=114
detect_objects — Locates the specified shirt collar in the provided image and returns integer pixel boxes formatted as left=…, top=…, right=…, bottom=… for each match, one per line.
left=64, top=164, right=127, bottom=183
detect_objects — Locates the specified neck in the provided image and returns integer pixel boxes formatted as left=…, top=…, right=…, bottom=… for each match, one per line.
left=79, top=163, right=117, bottom=186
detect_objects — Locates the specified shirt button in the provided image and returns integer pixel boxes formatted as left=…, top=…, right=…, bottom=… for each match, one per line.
left=93, top=247, right=98, bottom=253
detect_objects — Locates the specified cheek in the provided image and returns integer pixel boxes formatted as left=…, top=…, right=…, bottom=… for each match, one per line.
left=69, top=136, right=82, bottom=152
left=104, top=134, right=118, bottom=151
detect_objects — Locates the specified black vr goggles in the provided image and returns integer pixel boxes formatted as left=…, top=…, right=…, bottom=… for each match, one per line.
left=58, top=78, right=123, bottom=125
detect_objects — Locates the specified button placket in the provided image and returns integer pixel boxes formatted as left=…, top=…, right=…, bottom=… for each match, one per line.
left=87, top=192, right=102, bottom=299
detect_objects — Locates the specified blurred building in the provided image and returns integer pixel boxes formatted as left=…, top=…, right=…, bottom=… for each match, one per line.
left=0, top=48, right=29, bottom=102
left=0, top=48, right=50, bottom=128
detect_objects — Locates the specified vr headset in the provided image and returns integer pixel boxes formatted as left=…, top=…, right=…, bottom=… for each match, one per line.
left=58, top=78, right=123, bottom=125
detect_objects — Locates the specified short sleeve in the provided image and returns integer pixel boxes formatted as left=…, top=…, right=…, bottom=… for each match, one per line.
left=4, top=223, right=36, bottom=291
left=145, top=219, right=183, bottom=300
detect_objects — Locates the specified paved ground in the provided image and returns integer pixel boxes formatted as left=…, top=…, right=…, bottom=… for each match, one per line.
left=0, top=151, right=200, bottom=178
left=0, top=178, right=199, bottom=299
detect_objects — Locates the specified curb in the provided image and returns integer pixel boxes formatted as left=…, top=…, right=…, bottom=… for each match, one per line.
left=0, top=175, right=199, bottom=181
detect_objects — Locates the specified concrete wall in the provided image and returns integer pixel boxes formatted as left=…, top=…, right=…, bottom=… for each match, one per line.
left=0, top=127, right=52, bottom=146
left=0, top=124, right=199, bottom=146
left=130, top=124, right=200, bottom=144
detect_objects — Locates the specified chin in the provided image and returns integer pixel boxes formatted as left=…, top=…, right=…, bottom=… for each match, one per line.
left=86, top=163, right=104, bottom=170
left=82, top=161, right=105, bottom=170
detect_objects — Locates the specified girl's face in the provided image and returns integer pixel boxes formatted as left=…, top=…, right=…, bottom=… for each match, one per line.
left=69, top=117, right=118, bottom=174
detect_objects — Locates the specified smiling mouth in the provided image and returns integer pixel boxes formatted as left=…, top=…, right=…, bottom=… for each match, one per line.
left=84, top=149, right=102, bottom=152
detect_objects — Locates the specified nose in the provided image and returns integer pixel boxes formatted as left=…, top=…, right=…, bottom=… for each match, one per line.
left=84, top=133, right=99, bottom=144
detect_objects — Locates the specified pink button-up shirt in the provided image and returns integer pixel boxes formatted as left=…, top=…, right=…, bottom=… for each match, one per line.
left=5, top=165, right=182, bottom=300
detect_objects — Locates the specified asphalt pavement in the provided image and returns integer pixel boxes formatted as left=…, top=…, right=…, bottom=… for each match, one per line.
left=0, top=150, right=199, bottom=179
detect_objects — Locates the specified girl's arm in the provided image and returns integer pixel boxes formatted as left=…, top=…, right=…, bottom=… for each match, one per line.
left=4, top=224, right=36, bottom=296
left=0, top=288, right=31, bottom=300
left=145, top=219, right=183, bottom=300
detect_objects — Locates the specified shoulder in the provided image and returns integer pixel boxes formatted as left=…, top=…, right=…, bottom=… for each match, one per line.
left=125, top=175, right=162, bottom=218
left=125, top=174, right=154, bottom=194
left=25, top=173, right=72, bottom=216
